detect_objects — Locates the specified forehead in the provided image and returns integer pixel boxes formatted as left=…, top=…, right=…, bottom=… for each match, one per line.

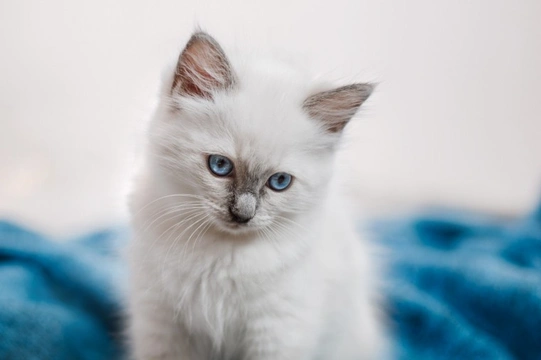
left=208, top=88, right=319, bottom=165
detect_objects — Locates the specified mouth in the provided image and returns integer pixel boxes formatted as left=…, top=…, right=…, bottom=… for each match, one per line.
left=225, top=219, right=251, bottom=229
left=214, top=216, right=257, bottom=235
left=206, top=205, right=258, bottom=234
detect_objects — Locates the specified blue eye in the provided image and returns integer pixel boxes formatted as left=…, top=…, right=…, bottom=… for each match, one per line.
left=208, top=155, right=234, bottom=176
left=267, top=172, right=293, bottom=191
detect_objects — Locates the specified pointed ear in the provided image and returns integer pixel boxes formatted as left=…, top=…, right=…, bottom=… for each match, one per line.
left=171, top=31, right=236, bottom=99
left=302, top=83, right=374, bottom=133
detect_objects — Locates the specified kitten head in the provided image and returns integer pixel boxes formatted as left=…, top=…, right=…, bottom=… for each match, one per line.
left=148, top=31, right=373, bottom=235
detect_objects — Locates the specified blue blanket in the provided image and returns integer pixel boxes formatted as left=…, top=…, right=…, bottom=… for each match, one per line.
left=375, top=204, right=541, bottom=360
left=0, top=223, right=125, bottom=360
left=1, top=203, right=540, bottom=359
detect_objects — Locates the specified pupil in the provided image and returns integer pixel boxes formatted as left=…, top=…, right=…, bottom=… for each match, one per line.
left=278, top=175, right=285, bottom=184
left=217, top=159, right=225, bottom=168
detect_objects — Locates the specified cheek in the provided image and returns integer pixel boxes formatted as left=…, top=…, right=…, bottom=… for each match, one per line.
left=199, top=177, right=225, bottom=200
left=259, top=187, right=303, bottom=216
left=200, top=175, right=235, bottom=208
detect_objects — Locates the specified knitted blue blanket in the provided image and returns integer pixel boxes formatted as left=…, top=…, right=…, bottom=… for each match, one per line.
left=1, top=203, right=540, bottom=359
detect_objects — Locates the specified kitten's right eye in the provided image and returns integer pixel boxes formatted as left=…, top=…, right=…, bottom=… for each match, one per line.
left=208, top=155, right=234, bottom=176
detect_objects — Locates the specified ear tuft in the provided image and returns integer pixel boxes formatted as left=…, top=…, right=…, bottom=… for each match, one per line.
left=171, top=31, right=236, bottom=99
left=302, top=83, right=374, bottom=133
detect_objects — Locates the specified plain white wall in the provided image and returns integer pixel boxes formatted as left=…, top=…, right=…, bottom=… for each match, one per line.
left=1, top=0, right=540, bottom=235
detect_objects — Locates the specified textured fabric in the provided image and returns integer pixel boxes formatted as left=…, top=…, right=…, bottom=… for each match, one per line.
left=377, top=203, right=541, bottom=359
left=0, top=202, right=540, bottom=359
left=0, top=222, right=125, bottom=360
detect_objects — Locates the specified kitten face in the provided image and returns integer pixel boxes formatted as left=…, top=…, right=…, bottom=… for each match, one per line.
left=152, top=88, right=333, bottom=234
left=148, top=32, right=372, bottom=235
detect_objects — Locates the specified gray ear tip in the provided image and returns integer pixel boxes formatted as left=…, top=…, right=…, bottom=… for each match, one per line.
left=186, top=30, right=224, bottom=52
left=192, top=30, right=209, bottom=38
left=185, top=29, right=212, bottom=45
left=367, top=82, right=378, bottom=91
left=353, top=82, right=377, bottom=98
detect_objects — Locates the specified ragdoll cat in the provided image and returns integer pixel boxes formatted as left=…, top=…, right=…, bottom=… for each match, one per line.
left=127, top=31, right=386, bottom=360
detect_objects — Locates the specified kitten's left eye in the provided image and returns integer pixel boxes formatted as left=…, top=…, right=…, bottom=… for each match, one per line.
left=267, top=172, right=293, bottom=191
left=208, top=154, right=234, bottom=176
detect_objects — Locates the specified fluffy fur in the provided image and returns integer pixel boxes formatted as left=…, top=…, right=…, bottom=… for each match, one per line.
left=127, top=31, right=386, bottom=360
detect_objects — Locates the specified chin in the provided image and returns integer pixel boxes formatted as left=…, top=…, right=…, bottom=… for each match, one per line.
left=213, top=218, right=260, bottom=237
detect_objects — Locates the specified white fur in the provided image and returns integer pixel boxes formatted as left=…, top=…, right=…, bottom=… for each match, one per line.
left=126, top=37, right=386, bottom=360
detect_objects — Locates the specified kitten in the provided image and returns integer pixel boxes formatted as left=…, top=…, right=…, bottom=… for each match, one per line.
left=127, top=31, right=386, bottom=360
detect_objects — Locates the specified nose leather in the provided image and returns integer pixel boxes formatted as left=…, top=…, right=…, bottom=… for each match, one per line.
left=229, top=193, right=257, bottom=223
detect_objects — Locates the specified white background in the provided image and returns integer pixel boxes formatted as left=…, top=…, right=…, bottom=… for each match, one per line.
left=1, top=0, right=540, bottom=236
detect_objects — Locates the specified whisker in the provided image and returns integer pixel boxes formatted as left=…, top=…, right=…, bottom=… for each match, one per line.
left=187, top=217, right=212, bottom=255
left=134, top=194, right=205, bottom=215
left=162, top=213, right=208, bottom=269
left=145, top=209, right=207, bottom=255
left=177, top=215, right=210, bottom=257
left=192, top=220, right=213, bottom=253
left=274, top=215, right=308, bottom=232
left=141, top=203, right=207, bottom=235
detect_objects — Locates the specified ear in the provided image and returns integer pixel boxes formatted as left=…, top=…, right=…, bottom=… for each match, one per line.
left=171, top=31, right=236, bottom=99
left=302, top=83, right=374, bottom=133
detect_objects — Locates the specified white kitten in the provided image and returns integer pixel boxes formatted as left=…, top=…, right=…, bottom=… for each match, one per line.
left=127, top=31, right=386, bottom=360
